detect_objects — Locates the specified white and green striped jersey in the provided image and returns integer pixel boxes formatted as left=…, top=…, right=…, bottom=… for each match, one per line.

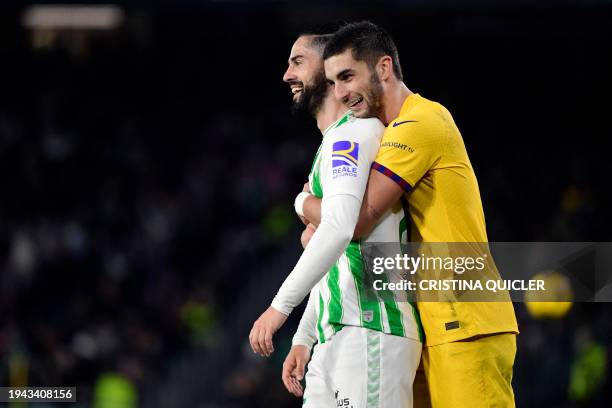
left=308, top=111, right=423, bottom=344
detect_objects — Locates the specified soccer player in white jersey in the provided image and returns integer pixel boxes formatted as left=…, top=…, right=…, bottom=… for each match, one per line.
left=249, top=33, right=422, bottom=407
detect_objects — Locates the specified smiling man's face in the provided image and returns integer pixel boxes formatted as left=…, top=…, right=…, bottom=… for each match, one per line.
left=282, top=36, right=328, bottom=116
left=324, top=49, right=384, bottom=119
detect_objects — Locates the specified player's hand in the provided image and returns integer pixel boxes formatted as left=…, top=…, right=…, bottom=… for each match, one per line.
left=300, top=223, right=316, bottom=248
left=282, top=345, right=310, bottom=397
left=249, top=306, right=288, bottom=357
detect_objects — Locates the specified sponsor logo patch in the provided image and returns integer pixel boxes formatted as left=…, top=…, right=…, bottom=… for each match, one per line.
left=380, top=141, right=414, bottom=152
left=332, top=140, right=359, bottom=178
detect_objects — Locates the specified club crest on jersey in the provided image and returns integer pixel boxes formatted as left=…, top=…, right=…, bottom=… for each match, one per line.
left=332, top=140, right=359, bottom=179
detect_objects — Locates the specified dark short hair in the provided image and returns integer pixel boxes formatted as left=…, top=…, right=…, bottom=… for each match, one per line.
left=298, top=32, right=333, bottom=56
left=323, top=21, right=403, bottom=81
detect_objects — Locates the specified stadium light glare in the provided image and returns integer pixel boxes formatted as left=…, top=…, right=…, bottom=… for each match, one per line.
left=22, top=4, right=124, bottom=30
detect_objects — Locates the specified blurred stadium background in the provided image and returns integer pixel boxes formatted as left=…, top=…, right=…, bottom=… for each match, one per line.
left=0, top=0, right=611, bottom=407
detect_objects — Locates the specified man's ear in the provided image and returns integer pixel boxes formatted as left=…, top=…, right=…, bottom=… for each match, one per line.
left=377, top=56, right=393, bottom=81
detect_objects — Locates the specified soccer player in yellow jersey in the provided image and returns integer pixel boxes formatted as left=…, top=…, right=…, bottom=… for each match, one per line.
left=299, top=22, right=519, bottom=407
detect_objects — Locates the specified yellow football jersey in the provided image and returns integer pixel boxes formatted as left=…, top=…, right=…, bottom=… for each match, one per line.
left=373, top=93, right=519, bottom=346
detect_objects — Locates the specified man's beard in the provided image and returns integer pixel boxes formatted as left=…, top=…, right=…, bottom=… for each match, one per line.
left=357, top=71, right=385, bottom=119
left=291, top=70, right=328, bottom=118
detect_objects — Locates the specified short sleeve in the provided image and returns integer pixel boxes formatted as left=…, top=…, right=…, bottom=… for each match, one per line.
left=320, top=118, right=385, bottom=202
left=373, top=117, right=446, bottom=191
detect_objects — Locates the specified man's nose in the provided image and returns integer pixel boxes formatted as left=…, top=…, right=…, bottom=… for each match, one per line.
left=283, top=66, right=295, bottom=83
left=334, top=83, right=348, bottom=103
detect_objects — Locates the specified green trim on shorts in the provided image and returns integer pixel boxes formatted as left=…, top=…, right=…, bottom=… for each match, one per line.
left=366, top=330, right=381, bottom=408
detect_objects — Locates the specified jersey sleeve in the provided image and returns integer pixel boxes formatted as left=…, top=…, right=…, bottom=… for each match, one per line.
left=373, top=115, right=447, bottom=191
left=271, top=194, right=361, bottom=315
left=320, top=118, right=384, bottom=202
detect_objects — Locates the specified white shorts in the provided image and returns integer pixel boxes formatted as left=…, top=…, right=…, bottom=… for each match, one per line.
left=303, top=326, right=422, bottom=408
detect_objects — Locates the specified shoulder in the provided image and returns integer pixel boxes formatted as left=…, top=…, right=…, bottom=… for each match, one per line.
left=385, top=100, right=450, bottom=143
left=350, top=116, right=386, bottom=134
left=330, top=115, right=385, bottom=143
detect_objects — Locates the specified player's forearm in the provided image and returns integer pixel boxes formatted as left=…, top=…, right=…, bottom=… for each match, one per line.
left=271, top=221, right=352, bottom=315
left=353, top=197, right=382, bottom=239
left=298, top=184, right=387, bottom=240
left=301, top=191, right=381, bottom=240
left=271, top=194, right=360, bottom=316
left=292, top=291, right=318, bottom=349
left=354, top=169, right=405, bottom=239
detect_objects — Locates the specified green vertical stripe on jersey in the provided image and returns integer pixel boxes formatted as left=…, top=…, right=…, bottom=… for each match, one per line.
left=327, top=264, right=344, bottom=333
left=334, top=112, right=351, bottom=129
left=346, top=241, right=383, bottom=332
left=398, top=211, right=425, bottom=342
left=385, top=302, right=405, bottom=337
left=399, top=217, right=407, bottom=242
left=323, top=111, right=352, bottom=136
left=375, top=270, right=406, bottom=337
left=317, top=293, right=326, bottom=344
left=309, top=144, right=322, bottom=173
left=371, top=219, right=407, bottom=337
left=310, top=144, right=323, bottom=198
left=312, top=169, right=323, bottom=198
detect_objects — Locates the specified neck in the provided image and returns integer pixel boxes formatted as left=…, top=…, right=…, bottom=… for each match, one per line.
left=381, top=81, right=413, bottom=125
left=315, top=93, right=347, bottom=133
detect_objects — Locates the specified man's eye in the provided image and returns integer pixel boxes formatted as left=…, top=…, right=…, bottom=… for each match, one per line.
left=327, top=80, right=335, bottom=86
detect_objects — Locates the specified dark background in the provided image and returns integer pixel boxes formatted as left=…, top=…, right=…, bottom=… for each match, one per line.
left=0, top=1, right=611, bottom=406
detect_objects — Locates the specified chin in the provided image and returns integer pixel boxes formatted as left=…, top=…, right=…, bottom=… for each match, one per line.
left=351, top=108, right=369, bottom=118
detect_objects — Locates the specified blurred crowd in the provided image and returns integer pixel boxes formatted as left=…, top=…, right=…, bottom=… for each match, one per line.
left=0, top=4, right=611, bottom=407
